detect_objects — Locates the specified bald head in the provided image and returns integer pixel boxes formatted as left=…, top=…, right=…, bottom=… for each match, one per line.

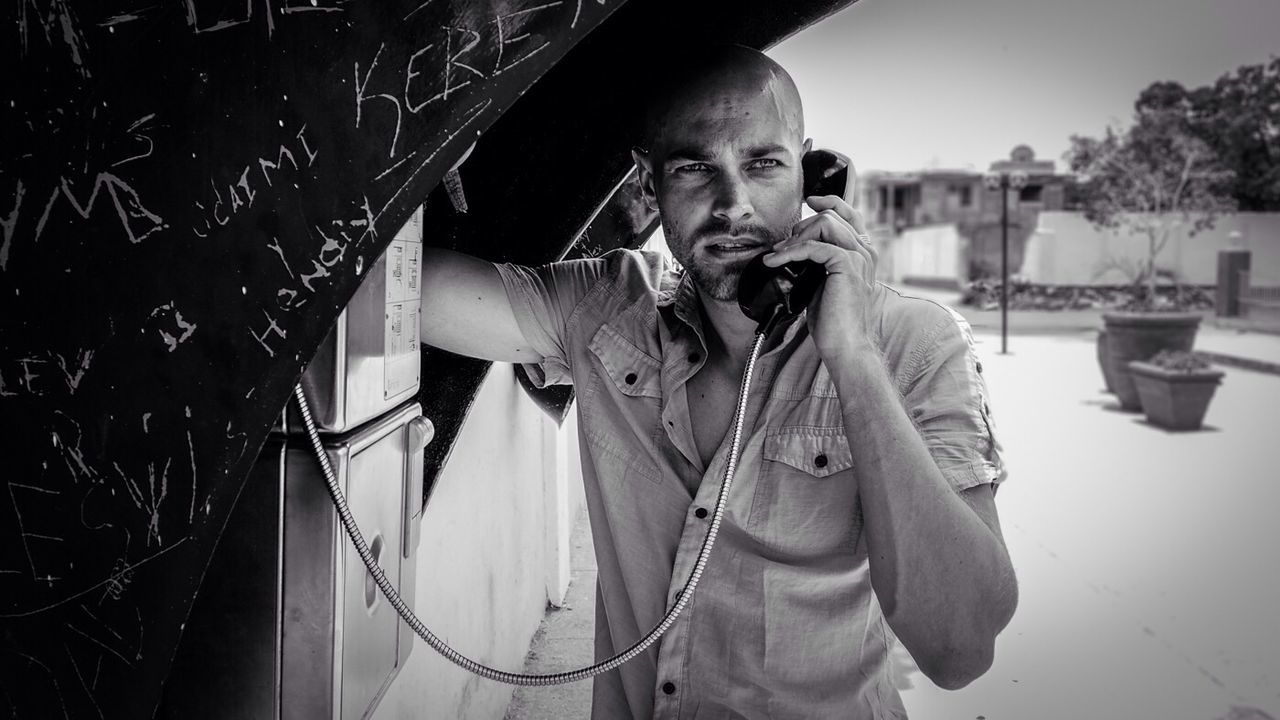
left=641, top=45, right=805, bottom=154
left=629, top=46, right=811, bottom=303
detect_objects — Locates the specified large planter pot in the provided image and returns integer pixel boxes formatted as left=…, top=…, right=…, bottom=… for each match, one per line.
left=1097, top=330, right=1116, bottom=392
left=1102, top=312, right=1202, bottom=411
left=1128, top=360, right=1224, bottom=430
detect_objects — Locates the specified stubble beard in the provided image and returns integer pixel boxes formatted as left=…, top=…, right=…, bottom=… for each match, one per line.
left=668, top=210, right=799, bottom=303
left=684, top=254, right=749, bottom=302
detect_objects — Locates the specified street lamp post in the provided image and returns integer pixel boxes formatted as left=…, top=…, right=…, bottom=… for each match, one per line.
left=982, top=170, right=1027, bottom=355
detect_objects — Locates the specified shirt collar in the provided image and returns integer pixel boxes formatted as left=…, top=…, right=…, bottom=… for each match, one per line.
left=655, top=268, right=701, bottom=328
left=659, top=268, right=816, bottom=356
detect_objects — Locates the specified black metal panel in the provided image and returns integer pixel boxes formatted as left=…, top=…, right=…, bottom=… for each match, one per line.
left=0, top=0, right=853, bottom=716
left=0, top=2, right=622, bottom=717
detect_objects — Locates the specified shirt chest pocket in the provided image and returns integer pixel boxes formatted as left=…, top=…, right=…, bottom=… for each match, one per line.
left=580, top=323, right=665, bottom=484
left=750, top=426, right=863, bottom=558
left=587, top=323, right=662, bottom=400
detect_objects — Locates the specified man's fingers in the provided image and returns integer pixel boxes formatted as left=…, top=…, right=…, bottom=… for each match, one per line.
left=763, top=239, right=837, bottom=268
left=773, top=224, right=877, bottom=284
left=864, top=237, right=880, bottom=268
left=782, top=210, right=872, bottom=261
left=805, top=195, right=869, bottom=239
left=763, top=239, right=862, bottom=275
left=785, top=209, right=856, bottom=250
left=805, top=194, right=854, bottom=220
left=771, top=196, right=877, bottom=285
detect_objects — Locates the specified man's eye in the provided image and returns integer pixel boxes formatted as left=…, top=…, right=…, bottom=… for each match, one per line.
left=750, top=158, right=782, bottom=169
left=675, top=163, right=712, bottom=174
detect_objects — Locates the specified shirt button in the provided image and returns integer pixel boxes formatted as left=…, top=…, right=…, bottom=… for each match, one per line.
left=814, top=453, right=828, bottom=468
left=662, top=682, right=676, bottom=695
left=687, top=352, right=701, bottom=363
left=624, top=372, right=637, bottom=385
left=976, top=361, right=984, bottom=374
left=694, top=507, right=708, bottom=519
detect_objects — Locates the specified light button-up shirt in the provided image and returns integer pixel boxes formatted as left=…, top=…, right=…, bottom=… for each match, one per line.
left=495, top=249, right=1005, bottom=719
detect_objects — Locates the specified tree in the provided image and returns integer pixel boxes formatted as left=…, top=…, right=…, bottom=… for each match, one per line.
left=1134, top=57, right=1280, bottom=211
left=1065, top=105, right=1236, bottom=309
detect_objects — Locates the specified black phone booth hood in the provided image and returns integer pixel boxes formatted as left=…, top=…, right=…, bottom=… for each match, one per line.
left=0, top=0, right=856, bottom=715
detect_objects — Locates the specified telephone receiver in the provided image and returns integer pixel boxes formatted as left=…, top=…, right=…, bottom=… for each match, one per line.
left=737, top=148, right=856, bottom=336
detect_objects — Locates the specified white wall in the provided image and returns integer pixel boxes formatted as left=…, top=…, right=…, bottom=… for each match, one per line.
left=1022, top=211, right=1280, bottom=285
left=887, top=223, right=964, bottom=286
left=373, top=365, right=585, bottom=720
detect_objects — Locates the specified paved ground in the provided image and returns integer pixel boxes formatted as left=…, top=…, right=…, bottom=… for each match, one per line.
left=896, top=332, right=1279, bottom=720
left=504, top=511, right=597, bottom=720
left=506, top=305, right=1280, bottom=719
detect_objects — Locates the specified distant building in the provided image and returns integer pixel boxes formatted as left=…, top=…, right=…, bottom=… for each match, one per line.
left=859, top=145, right=1078, bottom=280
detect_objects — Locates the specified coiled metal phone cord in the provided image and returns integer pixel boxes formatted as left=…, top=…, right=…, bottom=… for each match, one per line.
left=293, top=332, right=766, bottom=686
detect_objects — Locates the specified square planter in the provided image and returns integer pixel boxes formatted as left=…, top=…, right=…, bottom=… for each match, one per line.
left=1127, top=360, right=1224, bottom=430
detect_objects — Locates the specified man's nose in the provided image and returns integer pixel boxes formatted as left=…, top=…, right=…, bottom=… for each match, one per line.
left=711, top=170, right=753, bottom=224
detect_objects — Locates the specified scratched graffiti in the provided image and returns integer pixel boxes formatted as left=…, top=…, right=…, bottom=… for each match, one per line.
left=0, top=349, right=96, bottom=398
left=1, top=0, right=631, bottom=715
left=32, top=171, right=168, bottom=246
left=251, top=194, right=376, bottom=355
left=147, top=303, right=197, bottom=352
left=1, top=180, right=24, bottom=271
left=355, top=2, right=567, bottom=164
left=16, top=0, right=93, bottom=76
left=3, top=406, right=199, bottom=614
left=190, top=123, right=319, bottom=238
left=183, top=0, right=351, bottom=36
left=3, top=112, right=168, bottom=270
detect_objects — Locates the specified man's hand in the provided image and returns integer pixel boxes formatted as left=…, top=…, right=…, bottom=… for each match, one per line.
left=762, top=195, right=878, bottom=360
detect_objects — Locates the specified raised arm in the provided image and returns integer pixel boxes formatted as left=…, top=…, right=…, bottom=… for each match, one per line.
left=419, top=247, right=541, bottom=363
left=765, top=195, right=1016, bottom=689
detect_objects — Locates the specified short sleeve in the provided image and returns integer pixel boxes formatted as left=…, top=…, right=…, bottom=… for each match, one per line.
left=493, top=258, right=607, bottom=387
left=901, top=309, right=1007, bottom=492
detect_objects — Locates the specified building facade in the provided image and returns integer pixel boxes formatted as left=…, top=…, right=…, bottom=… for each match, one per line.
left=859, top=145, right=1077, bottom=281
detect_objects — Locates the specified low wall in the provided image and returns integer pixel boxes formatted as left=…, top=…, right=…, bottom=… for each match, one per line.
left=887, top=223, right=965, bottom=287
left=374, top=366, right=586, bottom=720
left=1022, top=212, right=1280, bottom=286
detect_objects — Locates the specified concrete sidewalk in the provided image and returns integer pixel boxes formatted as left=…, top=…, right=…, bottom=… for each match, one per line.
left=507, top=331, right=1279, bottom=720
left=1195, top=326, right=1280, bottom=375
left=899, top=332, right=1279, bottom=720
left=504, top=509, right=596, bottom=720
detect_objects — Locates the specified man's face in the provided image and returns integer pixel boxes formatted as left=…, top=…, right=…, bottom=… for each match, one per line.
left=638, top=75, right=808, bottom=302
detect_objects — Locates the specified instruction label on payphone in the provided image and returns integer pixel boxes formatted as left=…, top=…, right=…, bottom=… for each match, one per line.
left=384, top=231, right=421, bottom=399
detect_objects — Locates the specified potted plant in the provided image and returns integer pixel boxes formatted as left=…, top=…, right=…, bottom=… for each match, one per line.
left=1096, top=329, right=1116, bottom=392
left=1067, top=102, right=1236, bottom=410
left=1127, top=349, right=1224, bottom=430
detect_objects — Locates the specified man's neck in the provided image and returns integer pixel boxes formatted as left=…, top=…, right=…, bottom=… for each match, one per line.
left=696, top=289, right=762, bottom=369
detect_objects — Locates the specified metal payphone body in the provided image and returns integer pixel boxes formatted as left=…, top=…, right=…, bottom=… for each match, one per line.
left=161, top=208, right=429, bottom=719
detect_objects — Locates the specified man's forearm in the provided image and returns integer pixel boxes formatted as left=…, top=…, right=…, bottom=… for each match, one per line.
left=831, top=344, right=1016, bottom=689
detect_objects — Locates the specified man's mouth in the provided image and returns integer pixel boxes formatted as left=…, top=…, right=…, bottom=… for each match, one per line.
left=704, top=238, right=767, bottom=258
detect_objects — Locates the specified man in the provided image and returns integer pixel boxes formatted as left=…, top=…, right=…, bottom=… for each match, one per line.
left=420, top=45, right=1016, bottom=719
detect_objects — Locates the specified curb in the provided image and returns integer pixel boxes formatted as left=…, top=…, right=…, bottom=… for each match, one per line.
left=1193, top=350, right=1280, bottom=377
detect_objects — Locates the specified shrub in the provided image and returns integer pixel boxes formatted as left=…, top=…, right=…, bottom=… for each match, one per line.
left=1146, top=348, right=1211, bottom=372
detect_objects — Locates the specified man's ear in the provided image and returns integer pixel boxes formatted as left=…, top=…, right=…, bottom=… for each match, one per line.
left=631, top=146, right=659, bottom=211
left=802, top=137, right=813, bottom=156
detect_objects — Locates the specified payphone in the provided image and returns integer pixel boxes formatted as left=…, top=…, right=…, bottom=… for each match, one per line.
left=159, top=209, right=432, bottom=720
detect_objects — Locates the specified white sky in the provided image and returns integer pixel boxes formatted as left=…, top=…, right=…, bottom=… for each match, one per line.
left=769, top=0, right=1280, bottom=174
